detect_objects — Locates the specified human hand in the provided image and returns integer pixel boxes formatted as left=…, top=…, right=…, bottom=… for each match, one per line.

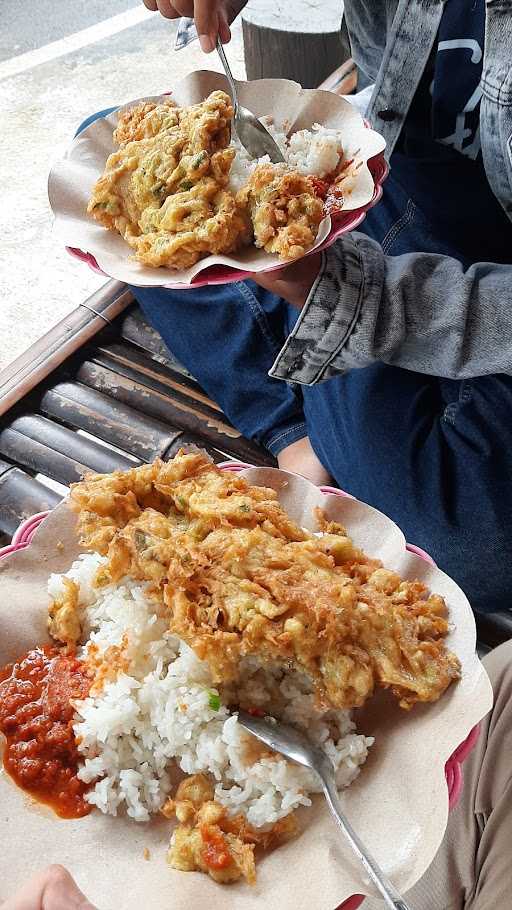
left=2, top=865, right=96, bottom=910
left=249, top=252, right=322, bottom=310
left=142, top=0, right=248, bottom=52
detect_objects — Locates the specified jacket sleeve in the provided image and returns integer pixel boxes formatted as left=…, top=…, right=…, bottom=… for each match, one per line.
left=269, top=233, right=512, bottom=384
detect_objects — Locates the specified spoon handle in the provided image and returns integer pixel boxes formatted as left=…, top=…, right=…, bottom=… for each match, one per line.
left=216, top=38, right=238, bottom=111
left=320, top=770, right=413, bottom=910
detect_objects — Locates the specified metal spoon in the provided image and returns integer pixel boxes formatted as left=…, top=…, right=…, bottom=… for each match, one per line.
left=174, top=17, right=285, bottom=163
left=236, top=710, right=413, bottom=910
left=215, top=38, right=286, bottom=163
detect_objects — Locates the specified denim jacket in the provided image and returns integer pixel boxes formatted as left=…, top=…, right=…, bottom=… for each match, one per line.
left=270, top=0, right=512, bottom=384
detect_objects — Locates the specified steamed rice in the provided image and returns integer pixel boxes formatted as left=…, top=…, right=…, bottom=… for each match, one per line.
left=228, top=118, right=345, bottom=194
left=48, top=554, right=372, bottom=828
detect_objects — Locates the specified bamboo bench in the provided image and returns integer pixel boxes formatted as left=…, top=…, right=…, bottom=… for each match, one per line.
left=0, top=281, right=274, bottom=537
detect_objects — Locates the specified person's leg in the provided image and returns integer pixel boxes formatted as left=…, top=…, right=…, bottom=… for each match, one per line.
left=133, top=281, right=310, bottom=459
left=362, top=641, right=512, bottom=910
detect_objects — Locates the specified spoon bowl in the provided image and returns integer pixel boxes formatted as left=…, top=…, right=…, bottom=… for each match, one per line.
left=215, top=40, right=286, bottom=164
left=236, top=710, right=413, bottom=910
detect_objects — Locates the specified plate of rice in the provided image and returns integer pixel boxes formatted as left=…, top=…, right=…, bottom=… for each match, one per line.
left=50, top=556, right=372, bottom=831
left=0, top=455, right=492, bottom=910
left=48, top=71, right=387, bottom=288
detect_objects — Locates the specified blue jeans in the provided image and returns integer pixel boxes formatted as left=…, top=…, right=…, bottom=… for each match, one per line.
left=78, top=111, right=512, bottom=615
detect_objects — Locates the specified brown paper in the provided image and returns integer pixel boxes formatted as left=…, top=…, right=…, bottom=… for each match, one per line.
left=48, top=71, right=386, bottom=287
left=0, top=469, right=492, bottom=908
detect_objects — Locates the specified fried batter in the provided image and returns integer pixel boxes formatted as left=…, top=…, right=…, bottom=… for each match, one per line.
left=64, top=452, right=461, bottom=711
left=88, top=91, right=251, bottom=270
left=237, top=163, right=324, bottom=259
left=177, top=93, right=233, bottom=155
left=162, top=774, right=297, bottom=884
left=132, top=154, right=252, bottom=270
left=48, top=578, right=81, bottom=648
left=113, top=100, right=180, bottom=145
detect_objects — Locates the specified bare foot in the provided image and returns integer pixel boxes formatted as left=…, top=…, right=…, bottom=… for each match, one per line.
left=277, top=436, right=333, bottom=486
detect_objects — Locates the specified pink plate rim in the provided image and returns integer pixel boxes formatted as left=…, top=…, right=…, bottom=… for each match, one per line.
left=0, top=462, right=478, bottom=910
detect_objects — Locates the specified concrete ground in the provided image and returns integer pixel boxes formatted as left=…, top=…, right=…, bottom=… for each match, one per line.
left=0, top=2, right=246, bottom=370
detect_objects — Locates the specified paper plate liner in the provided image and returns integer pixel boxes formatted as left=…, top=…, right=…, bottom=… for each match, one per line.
left=48, top=71, right=387, bottom=288
left=0, top=468, right=492, bottom=909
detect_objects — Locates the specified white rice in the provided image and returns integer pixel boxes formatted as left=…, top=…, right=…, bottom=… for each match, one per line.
left=48, top=555, right=372, bottom=827
left=228, top=117, right=345, bottom=194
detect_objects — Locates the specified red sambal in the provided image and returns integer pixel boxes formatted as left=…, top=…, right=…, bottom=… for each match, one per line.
left=200, top=825, right=231, bottom=871
left=0, top=645, right=92, bottom=818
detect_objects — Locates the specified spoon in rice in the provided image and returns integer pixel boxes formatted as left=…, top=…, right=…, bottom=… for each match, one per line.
left=236, top=710, right=413, bottom=910
left=215, top=37, right=287, bottom=163
left=175, top=17, right=286, bottom=163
